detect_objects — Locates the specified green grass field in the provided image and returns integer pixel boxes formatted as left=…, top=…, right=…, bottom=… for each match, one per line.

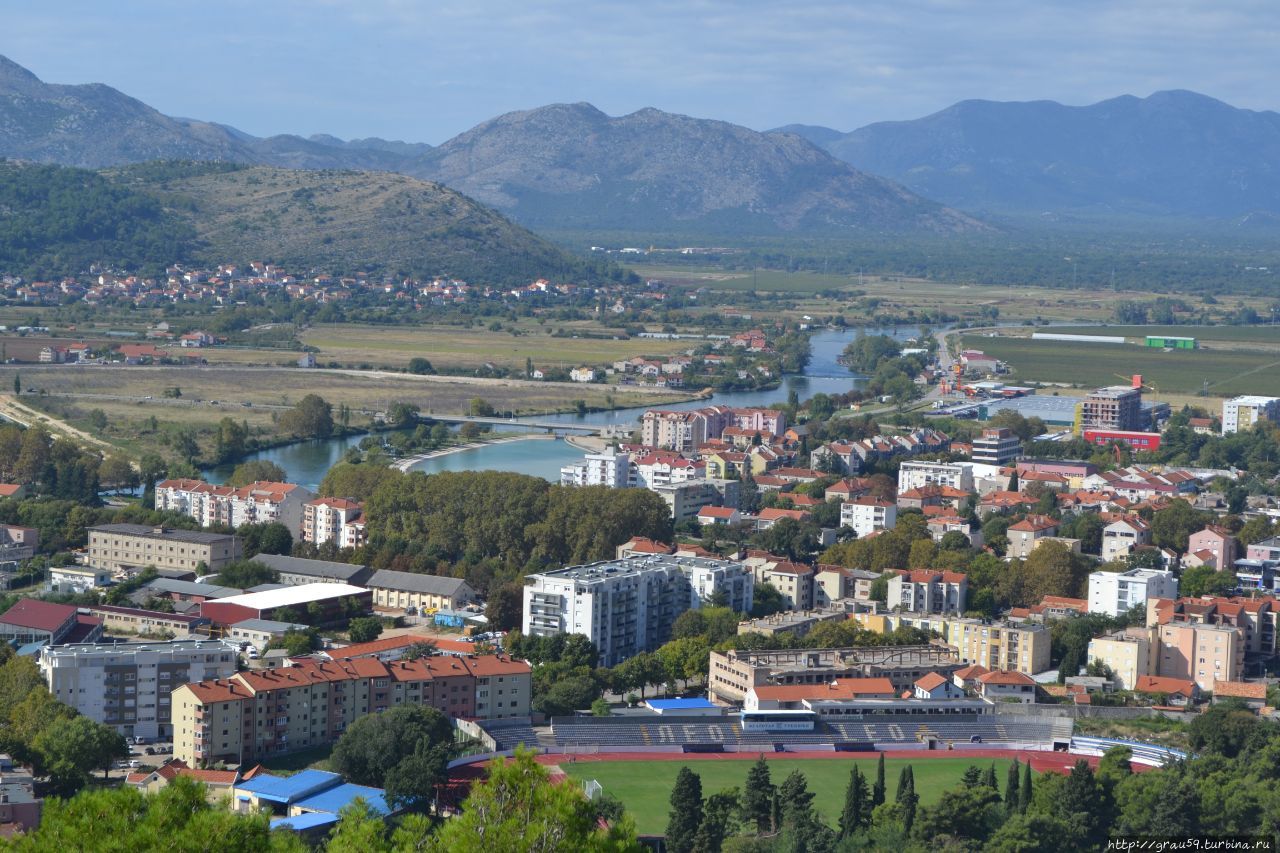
left=960, top=335, right=1280, bottom=396
left=560, top=756, right=1024, bottom=835
left=1048, top=325, right=1280, bottom=345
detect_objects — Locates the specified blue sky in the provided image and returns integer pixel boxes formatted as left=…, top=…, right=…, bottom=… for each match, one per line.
left=4, top=0, right=1276, bottom=143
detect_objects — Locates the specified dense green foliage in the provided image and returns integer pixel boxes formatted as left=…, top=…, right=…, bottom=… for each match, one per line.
left=330, top=706, right=457, bottom=810
left=0, top=161, right=196, bottom=278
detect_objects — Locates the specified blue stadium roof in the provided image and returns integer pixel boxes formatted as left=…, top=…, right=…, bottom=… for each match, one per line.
left=293, top=782, right=390, bottom=816
left=646, top=698, right=718, bottom=711
left=237, top=770, right=340, bottom=804
left=270, top=812, right=340, bottom=832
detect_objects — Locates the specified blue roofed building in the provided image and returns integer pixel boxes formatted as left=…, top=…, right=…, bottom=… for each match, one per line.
left=232, top=769, right=340, bottom=813
left=645, top=698, right=723, bottom=716
left=269, top=811, right=340, bottom=838
left=290, top=782, right=391, bottom=817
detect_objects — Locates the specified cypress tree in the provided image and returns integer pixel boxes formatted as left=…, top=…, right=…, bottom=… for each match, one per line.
left=1005, top=759, right=1021, bottom=813
left=983, top=762, right=999, bottom=791
left=1020, top=761, right=1033, bottom=813
left=778, top=770, right=815, bottom=828
left=741, top=756, right=775, bottom=835
left=665, top=766, right=703, bottom=853
left=839, top=765, right=870, bottom=838
left=898, top=765, right=918, bottom=835
left=872, top=753, right=886, bottom=807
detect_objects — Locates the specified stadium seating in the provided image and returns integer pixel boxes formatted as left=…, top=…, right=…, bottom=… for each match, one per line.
left=478, top=719, right=543, bottom=751
left=550, top=713, right=1066, bottom=750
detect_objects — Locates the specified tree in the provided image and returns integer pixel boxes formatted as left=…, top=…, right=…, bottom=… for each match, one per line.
left=983, top=763, right=999, bottom=791
left=331, top=705, right=455, bottom=795
left=210, top=559, right=278, bottom=589
left=1180, top=563, right=1236, bottom=597
left=402, top=641, right=438, bottom=660
left=777, top=769, right=815, bottom=828
left=666, top=767, right=704, bottom=853
left=279, top=394, right=334, bottom=439
left=962, top=765, right=983, bottom=787
left=741, top=755, right=775, bottom=835
left=213, top=417, right=249, bottom=464
left=693, top=789, right=740, bottom=852
left=590, top=698, right=612, bottom=717
left=225, top=459, right=287, bottom=487
left=839, top=764, right=870, bottom=838
left=872, top=752, right=886, bottom=808
left=33, top=714, right=128, bottom=795
left=13, top=373, right=19, bottom=396
left=427, top=747, right=639, bottom=852
left=486, top=582, right=524, bottom=631
left=347, top=617, right=384, bottom=643
left=269, top=629, right=322, bottom=656
left=917, top=783, right=1003, bottom=847
left=469, top=397, right=496, bottom=417
left=1005, top=759, right=1021, bottom=813
left=1150, top=499, right=1212, bottom=553
left=1020, top=761, right=1033, bottom=813
left=895, top=765, right=918, bottom=835
left=408, top=357, right=434, bottom=375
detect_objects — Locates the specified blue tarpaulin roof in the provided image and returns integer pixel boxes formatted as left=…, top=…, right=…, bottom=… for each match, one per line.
left=294, top=782, right=391, bottom=816
left=270, top=812, right=340, bottom=832
left=237, top=770, right=340, bottom=804
left=646, top=698, right=718, bottom=710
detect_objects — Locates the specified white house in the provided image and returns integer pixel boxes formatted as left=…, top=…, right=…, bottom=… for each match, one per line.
left=840, top=497, right=897, bottom=538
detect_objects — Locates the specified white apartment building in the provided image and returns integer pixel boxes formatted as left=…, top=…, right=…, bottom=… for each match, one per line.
left=155, top=479, right=315, bottom=534
left=39, top=639, right=238, bottom=740
left=523, top=555, right=753, bottom=667
left=1101, top=516, right=1152, bottom=562
left=887, top=570, right=968, bottom=614
left=840, top=497, right=898, bottom=538
left=1087, top=568, right=1178, bottom=618
left=559, top=451, right=632, bottom=488
left=897, top=461, right=974, bottom=494
left=1222, top=396, right=1280, bottom=435
left=301, top=497, right=365, bottom=548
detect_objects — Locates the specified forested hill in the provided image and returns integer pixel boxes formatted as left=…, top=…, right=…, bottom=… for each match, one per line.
left=0, top=160, right=625, bottom=284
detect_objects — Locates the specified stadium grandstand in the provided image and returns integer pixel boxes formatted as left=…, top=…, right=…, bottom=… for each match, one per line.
left=550, top=710, right=1072, bottom=753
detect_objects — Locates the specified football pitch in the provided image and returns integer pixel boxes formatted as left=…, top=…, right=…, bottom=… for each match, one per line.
left=559, top=755, right=1026, bottom=835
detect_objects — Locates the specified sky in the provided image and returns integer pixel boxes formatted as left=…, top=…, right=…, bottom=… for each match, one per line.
left=4, top=0, right=1277, bottom=144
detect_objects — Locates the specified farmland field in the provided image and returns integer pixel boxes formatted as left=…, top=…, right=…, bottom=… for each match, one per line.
left=960, top=334, right=1280, bottom=397
left=560, top=756, right=1026, bottom=835
left=299, top=322, right=693, bottom=370
left=1047, top=325, right=1280, bottom=346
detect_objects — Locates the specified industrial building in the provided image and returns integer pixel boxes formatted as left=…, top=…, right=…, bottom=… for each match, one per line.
left=87, top=524, right=242, bottom=575
left=200, top=583, right=372, bottom=629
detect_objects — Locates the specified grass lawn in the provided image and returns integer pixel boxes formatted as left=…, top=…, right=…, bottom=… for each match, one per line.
left=960, top=334, right=1280, bottom=397
left=299, top=322, right=692, bottom=371
left=560, top=756, right=1025, bottom=835
left=257, top=745, right=334, bottom=776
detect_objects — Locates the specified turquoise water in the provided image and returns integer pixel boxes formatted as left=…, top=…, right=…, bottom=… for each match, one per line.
left=202, top=326, right=921, bottom=485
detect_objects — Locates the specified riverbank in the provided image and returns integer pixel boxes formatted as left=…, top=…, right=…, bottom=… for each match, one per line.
left=564, top=434, right=608, bottom=453
left=391, top=434, right=556, bottom=472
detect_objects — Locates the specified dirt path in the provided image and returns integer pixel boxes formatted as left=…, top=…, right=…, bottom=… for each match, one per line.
left=0, top=394, right=117, bottom=451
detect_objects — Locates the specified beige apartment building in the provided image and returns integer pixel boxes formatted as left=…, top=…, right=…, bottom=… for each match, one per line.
left=852, top=612, right=1051, bottom=675
left=88, top=524, right=242, bottom=574
left=1155, top=621, right=1243, bottom=691
left=1087, top=628, right=1155, bottom=690
left=171, top=654, right=531, bottom=767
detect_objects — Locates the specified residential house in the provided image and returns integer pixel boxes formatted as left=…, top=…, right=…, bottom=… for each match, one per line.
left=1184, top=526, right=1238, bottom=572
left=976, top=670, right=1037, bottom=704
left=1101, top=516, right=1152, bottom=562
left=913, top=671, right=964, bottom=700
left=1006, top=515, right=1060, bottom=559
left=839, top=497, right=897, bottom=538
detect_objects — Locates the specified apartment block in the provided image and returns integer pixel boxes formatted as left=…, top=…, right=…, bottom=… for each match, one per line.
left=813, top=565, right=878, bottom=607
left=853, top=612, right=1051, bottom=675
left=1006, top=515, right=1059, bottom=559
left=971, top=427, right=1021, bottom=465
left=40, top=639, right=238, bottom=740
left=840, top=497, right=897, bottom=538
left=1222, top=395, right=1280, bottom=435
left=887, top=570, right=968, bottom=615
left=1087, top=568, right=1178, bottom=618
left=1155, top=621, right=1242, bottom=691
left=154, top=479, right=315, bottom=535
left=1081, top=386, right=1144, bottom=432
left=301, top=498, right=365, bottom=549
left=171, top=654, right=531, bottom=767
left=87, top=524, right=242, bottom=575
left=1087, top=628, right=1155, bottom=690
left=897, top=461, right=974, bottom=493
left=523, top=555, right=753, bottom=667
left=559, top=451, right=632, bottom=488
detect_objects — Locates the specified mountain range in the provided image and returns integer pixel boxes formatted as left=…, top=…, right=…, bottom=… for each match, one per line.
left=4, top=53, right=1279, bottom=230
left=776, top=91, right=1280, bottom=221
left=0, top=55, right=976, bottom=236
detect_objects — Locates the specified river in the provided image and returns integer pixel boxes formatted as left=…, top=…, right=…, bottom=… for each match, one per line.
left=203, top=326, right=922, bottom=488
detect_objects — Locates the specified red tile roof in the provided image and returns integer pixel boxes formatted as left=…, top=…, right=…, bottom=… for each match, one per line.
left=1135, top=675, right=1196, bottom=696
left=1213, top=680, right=1267, bottom=700
left=914, top=672, right=949, bottom=691
left=978, top=670, right=1035, bottom=686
